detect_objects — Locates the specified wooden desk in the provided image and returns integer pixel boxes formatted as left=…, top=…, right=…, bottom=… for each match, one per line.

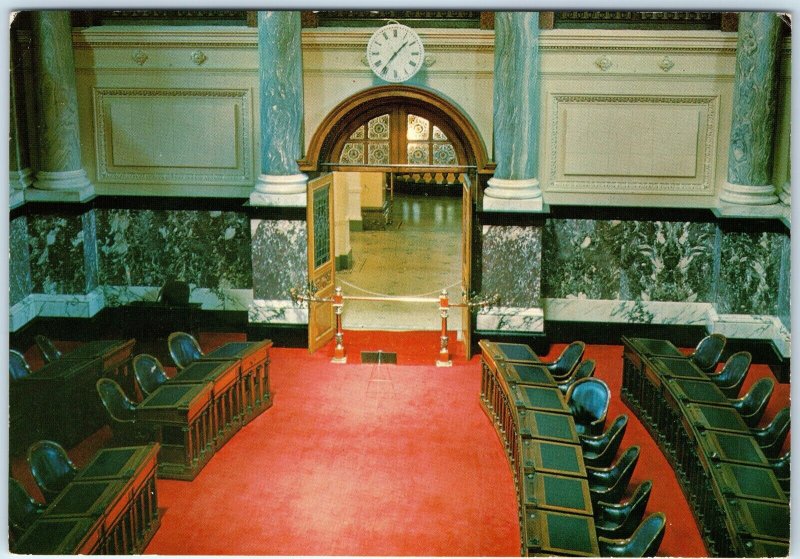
left=479, top=339, right=597, bottom=557
left=9, top=339, right=136, bottom=453
left=200, top=340, right=273, bottom=424
left=171, top=359, right=242, bottom=449
left=137, top=384, right=214, bottom=480
left=13, top=443, right=161, bottom=555
left=621, top=336, right=789, bottom=557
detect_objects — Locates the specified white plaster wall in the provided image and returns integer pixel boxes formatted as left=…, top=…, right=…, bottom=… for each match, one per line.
left=68, top=26, right=787, bottom=209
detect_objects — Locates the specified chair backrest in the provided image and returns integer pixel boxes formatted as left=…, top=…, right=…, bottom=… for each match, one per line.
left=133, top=353, right=169, bottom=397
left=34, top=334, right=62, bottom=364
left=735, top=377, right=774, bottom=426
left=567, top=378, right=611, bottom=424
left=10, top=349, right=32, bottom=381
left=690, top=333, right=726, bottom=372
left=96, top=378, right=137, bottom=422
left=596, top=480, right=652, bottom=540
left=158, top=278, right=191, bottom=306
left=9, top=478, right=45, bottom=539
left=26, top=440, right=78, bottom=502
left=771, top=450, right=790, bottom=479
left=590, top=446, right=640, bottom=505
left=168, top=331, right=203, bottom=370
left=599, top=512, right=667, bottom=558
left=754, top=407, right=790, bottom=458
left=557, top=359, right=596, bottom=393
left=581, top=414, right=629, bottom=468
left=551, top=341, right=586, bottom=376
left=713, top=351, right=751, bottom=396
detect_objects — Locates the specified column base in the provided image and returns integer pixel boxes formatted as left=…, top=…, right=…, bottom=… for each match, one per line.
left=9, top=189, right=24, bottom=208
left=778, top=181, right=791, bottom=206
left=718, top=181, right=778, bottom=205
left=10, top=167, right=34, bottom=190
left=29, top=169, right=95, bottom=201
left=483, top=177, right=544, bottom=212
left=250, top=173, right=308, bottom=207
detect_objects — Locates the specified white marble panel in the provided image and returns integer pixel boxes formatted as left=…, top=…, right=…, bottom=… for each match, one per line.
left=249, top=299, right=309, bottom=325
left=9, top=296, right=38, bottom=332
left=33, top=288, right=105, bottom=318
left=477, top=306, right=544, bottom=332
left=710, top=313, right=791, bottom=358
left=544, top=298, right=712, bottom=325
left=102, top=285, right=253, bottom=311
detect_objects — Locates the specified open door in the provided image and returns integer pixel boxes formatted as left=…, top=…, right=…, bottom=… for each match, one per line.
left=460, top=173, right=473, bottom=359
left=307, top=173, right=336, bottom=353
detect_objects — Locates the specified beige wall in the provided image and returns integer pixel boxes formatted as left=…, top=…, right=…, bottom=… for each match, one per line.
left=68, top=26, right=790, bottom=208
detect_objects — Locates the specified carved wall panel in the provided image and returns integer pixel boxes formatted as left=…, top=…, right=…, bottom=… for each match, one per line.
left=93, top=88, right=252, bottom=185
left=549, top=95, right=717, bottom=195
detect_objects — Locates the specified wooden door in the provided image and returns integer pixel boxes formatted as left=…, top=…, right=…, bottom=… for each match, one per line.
left=461, top=174, right=473, bottom=359
left=307, top=173, right=336, bottom=353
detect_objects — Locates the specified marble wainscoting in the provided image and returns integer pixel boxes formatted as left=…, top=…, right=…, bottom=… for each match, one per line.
left=716, top=229, right=786, bottom=316
left=477, top=224, right=543, bottom=332
left=27, top=211, right=96, bottom=295
left=96, top=209, right=252, bottom=297
left=10, top=215, right=33, bottom=306
left=250, top=219, right=308, bottom=324
left=100, top=285, right=253, bottom=312
left=543, top=219, right=716, bottom=304
left=544, top=298, right=711, bottom=326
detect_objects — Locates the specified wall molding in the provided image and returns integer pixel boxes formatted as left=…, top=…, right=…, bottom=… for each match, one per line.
left=547, top=94, right=718, bottom=196
left=93, top=87, right=253, bottom=186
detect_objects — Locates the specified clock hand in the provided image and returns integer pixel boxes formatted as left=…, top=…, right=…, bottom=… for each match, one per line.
left=380, top=40, right=410, bottom=73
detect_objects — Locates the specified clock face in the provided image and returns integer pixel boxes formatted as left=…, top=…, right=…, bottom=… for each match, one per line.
left=366, top=23, right=425, bottom=83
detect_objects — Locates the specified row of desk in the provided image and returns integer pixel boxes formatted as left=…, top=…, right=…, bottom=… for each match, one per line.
left=10, top=340, right=137, bottom=454
left=479, top=340, right=600, bottom=557
left=13, top=444, right=161, bottom=555
left=134, top=340, right=273, bottom=480
left=621, top=336, right=789, bottom=557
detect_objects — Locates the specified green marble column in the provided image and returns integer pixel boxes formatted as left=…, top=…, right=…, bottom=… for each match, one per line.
left=9, top=43, right=32, bottom=207
left=720, top=12, right=781, bottom=205
left=251, top=11, right=308, bottom=207
left=30, top=11, right=93, bottom=201
left=484, top=12, right=543, bottom=212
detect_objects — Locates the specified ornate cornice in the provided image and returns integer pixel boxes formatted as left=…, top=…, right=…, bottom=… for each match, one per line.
left=69, top=27, right=765, bottom=57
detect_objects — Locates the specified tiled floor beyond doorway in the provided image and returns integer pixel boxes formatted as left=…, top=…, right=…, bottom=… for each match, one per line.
left=339, top=194, right=463, bottom=332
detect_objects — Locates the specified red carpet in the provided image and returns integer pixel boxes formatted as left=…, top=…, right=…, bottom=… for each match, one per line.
left=11, top=334, right=789, bottom=557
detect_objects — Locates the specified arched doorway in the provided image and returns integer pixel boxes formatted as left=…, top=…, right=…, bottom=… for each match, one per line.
left=302, top=86, right=489, bottom=358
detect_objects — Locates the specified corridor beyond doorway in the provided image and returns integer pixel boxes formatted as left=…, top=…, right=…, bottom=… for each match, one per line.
left=339, top=194, right=462, bottom=331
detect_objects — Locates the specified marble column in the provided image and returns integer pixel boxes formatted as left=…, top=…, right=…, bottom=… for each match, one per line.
left=484, top=12, right=543, bottom=212
left=719, top=12, right=781, bottom=205
left=9, top=44, right=32, bottom=207
left=251, top=11, right=307, bottom=207
left=29, top=11, right=93, bottom=201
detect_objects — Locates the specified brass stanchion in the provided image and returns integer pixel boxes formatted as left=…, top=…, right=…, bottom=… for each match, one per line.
left=436, top=289, right=452, bottom=367
left=331, top=286, right=346, bottom=364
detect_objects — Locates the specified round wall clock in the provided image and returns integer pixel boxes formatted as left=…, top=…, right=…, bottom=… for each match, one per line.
left=366, top=22, right=425, bottom=83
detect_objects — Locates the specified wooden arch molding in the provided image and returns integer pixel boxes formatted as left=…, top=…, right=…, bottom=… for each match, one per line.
left=300, top=85, right=491, bottom=173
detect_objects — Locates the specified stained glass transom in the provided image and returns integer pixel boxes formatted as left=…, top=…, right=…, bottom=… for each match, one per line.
left=350, top=126, right=365, bottom=140
left=340, top=143, right=365, bottom=164
left=407, top=143, right=430, bottom=165
left=407, top=115, right=429, bottom=141
left=432, top=125, right=447, bottom=141
left=313, top=185, right=330, bottom=269
left=367, top=115, right=390, bottom=140
left=368, top=143, right=390, bottom=165
left=433, top=143, right=457, bottom=165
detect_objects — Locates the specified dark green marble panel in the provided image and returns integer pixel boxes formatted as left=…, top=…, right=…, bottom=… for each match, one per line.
left=82, top=211, right=98, bottom=292
left=481, top=225, right=541, bottom=307
left=96, top=209, right=252, bottom=293
left=620, top=221, right=715, bottom=303
left=777, top=235, right=790, bottom=330
left=542, top=219, right=622, bottom=299
left=10, top=215, right=33, bottom=305
left=27, top=213, right=88, bottom=295
left=717, top=230, right=783, bottom=315
left=251, top=219, right=308, bottom=300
